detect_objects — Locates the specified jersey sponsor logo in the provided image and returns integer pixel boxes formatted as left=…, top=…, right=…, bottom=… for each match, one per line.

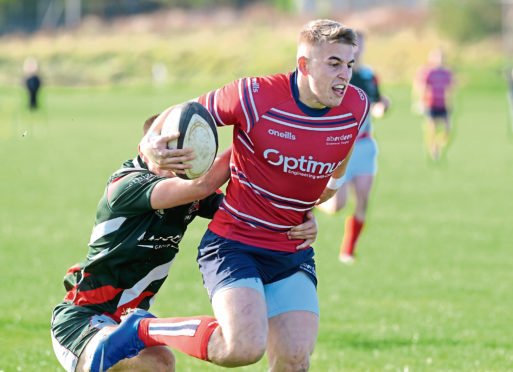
left=268, top=128, right=296, bottom=140
left=251, top=78, right=260, bottom=93
left=356, top=87, right=366, bottom=101
left=326, top=134, right=353, bottom=145
left=299, top=262, right=316, bottom=277
left=263, top=148, right=343, bottom=176
left=140, top=234, right=183, bottom=250
left=128, top=173, right=157, bottom=187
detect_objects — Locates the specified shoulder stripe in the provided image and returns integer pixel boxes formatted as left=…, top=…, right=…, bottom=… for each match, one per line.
left=242, top=79, right=256, bottom=128
left=246, top=78, right=260, bottom=123
left=358, top=89, right=370, bottom=130
left=212, top=89, right=228, bottom=126
left=89, top=217, right=127, bottom=245
left=238, top=79, right=252, bottom=133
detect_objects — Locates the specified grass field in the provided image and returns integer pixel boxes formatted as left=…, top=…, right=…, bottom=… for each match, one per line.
left=1, top=77, right=512, bottom=372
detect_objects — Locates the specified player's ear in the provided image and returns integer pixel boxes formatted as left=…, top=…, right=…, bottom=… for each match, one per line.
left=298, top=56, right=309, bottom=76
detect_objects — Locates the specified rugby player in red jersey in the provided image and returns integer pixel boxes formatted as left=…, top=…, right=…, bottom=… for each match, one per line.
left=50, top=115, right=317, bottom=372
left=414, top=48, right=454, bottom=161
left=94, top=19, right=369, bottom=372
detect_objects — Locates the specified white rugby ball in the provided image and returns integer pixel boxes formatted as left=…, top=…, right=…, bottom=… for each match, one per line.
left=161, top=101, right=219, bottom=180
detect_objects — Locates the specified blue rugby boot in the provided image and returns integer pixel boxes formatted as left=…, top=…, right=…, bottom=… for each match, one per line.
left=90, top=308, right=155, bottom=372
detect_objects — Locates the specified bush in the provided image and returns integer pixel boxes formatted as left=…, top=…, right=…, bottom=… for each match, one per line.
left=430, top=0, right=502, bottom=43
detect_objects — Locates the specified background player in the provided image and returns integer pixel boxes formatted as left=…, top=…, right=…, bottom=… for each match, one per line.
left=316, top=31, right=390, bottom=263
left=23, top=57, right=42, bottom=110
left=139, top=19, right=369, bottom=371
left=51, top=111, right=318, bottom=372
left=413, top=48, right=454, bottom=161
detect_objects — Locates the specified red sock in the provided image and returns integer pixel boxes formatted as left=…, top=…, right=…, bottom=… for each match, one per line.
left=138, top=316, right=219, bottom=361
left=340, top=216, right=364, bottom=256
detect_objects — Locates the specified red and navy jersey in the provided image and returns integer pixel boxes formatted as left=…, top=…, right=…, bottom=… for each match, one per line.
left=418, top=66, right=452, bottom=109
left=197, top=71, right=369, bottom=252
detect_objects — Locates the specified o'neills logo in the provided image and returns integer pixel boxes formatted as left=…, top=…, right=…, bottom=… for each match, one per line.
left=264, top=149, right=343, bottom=175
left=327, top=134, right=352, bottom=142
left=268, top=129, right=296, bottom=140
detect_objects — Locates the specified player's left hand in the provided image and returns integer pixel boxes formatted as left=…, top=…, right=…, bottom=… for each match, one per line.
left=288, top=211, right=317, bottom=250
left=140, top=132, right=195, bottom=174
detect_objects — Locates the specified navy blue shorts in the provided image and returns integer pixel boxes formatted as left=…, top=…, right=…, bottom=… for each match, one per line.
left=428, top=107, right=448, bottom=119
left=197, top=229, right=317, bottom=299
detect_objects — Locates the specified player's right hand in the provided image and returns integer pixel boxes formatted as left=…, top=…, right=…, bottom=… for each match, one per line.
left=140, top=132, right=195, bottom=174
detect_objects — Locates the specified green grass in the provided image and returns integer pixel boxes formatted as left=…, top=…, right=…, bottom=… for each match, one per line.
left=1, top=79, right=512, bottom=371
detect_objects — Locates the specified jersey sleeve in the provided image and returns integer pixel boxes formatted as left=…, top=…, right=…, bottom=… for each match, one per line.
left=197, top=77, right=261, bottom=134
left=197, top=191, right=224, bottom=219
left=352, top=87, right=370, bottom=131
left=107, top=172, right=163, bottom=215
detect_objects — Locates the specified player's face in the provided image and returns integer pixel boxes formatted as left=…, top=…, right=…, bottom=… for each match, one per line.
left=304, top=42, right=355, bottom=108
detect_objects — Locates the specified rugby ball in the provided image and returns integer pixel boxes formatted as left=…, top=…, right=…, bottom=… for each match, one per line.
left=161, top=101, right=218, bottom=180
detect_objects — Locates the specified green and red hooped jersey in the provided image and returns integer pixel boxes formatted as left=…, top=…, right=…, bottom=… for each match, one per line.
left=62, top=156, right=223, bottom=322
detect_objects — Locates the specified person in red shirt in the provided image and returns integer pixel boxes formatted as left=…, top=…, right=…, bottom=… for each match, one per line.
left=91, top=19, right=369, bottom=372
left=413, top=48, right=454, bottom=161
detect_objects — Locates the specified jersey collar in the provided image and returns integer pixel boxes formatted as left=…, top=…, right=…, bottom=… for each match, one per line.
left=290, top=70, right=331, bottom=117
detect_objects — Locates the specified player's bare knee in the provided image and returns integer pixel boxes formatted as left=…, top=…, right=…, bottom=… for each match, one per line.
left=279, top=341, right=312, bottom=371
left=138, top=346, right=175, bottom=372
left=225, top=333, right=266, bottom=365
left=274, top=352, right=310, bottom=372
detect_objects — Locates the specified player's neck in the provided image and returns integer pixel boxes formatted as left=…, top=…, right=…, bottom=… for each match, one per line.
left=296, top=75, right=326, bottom=109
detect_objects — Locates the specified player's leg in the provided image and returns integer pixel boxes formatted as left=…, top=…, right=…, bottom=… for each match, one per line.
left=339, top=174, right=374, bottom=261
left=78, top=324, right=175, bottom=372
left=338, top=138, right=377, bottom=262
left=208, top=285, right=268, bottom=366
left=51, top=303, right=175, bottom=372
left=266, top=272, right=319, bottom=372
left=89, top=308, right=221, bottom=371
left=425, top=115, right=439, bottom=160
left=439, top=112, right=451, bottom=149
left=197, top=230, right=269, bottom=367
left=353, top=174, right=374, bottom=221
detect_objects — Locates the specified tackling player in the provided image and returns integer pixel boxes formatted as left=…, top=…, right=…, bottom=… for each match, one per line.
left=137, top=19, right=370, bottom=371
left=50, top=113, right=318, bottom=372
left=316, top=31, right=390, bottom=263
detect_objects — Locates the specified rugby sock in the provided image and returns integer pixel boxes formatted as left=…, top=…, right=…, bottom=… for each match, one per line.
left=138, top=316, right=219, bottom=361
left=340, top=216, right=364, bottom=256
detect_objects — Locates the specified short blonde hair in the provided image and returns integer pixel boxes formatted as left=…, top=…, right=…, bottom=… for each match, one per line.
left=298, top=19, right=357, bottom=47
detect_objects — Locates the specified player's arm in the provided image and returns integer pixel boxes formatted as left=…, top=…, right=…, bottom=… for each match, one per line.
left=287, top=211, right=318, bottom=250
left=140, top=105, right=195, bottom=174
left=149, top=146, right=231, bottom=210
left=370, top=74, right=390, bottom=118
left=371, top=95, right=390, bottom=118
left=316, top=145, right=354, bottom=204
